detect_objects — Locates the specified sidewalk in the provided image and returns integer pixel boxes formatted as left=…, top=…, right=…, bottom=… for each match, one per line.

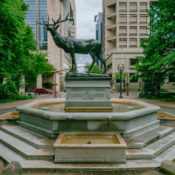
left=112, top=92, right=175, bottom=109
left=0, top=95, right=54, bottom=110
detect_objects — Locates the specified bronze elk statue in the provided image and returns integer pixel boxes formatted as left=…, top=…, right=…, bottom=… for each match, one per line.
left=42, top=14, right=106, bottom=73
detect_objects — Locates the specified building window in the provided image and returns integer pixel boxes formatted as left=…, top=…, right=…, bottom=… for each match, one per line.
left=130, top=2, right=137, bottom=6
left=129, top=14, right=137, bottom=24
left=119, top=38, right=127, bottom=41
left=129, top=73, right=138, bottom=83
left=119, top=26, right=127, bottom=36
left=119, top=45, right=127, bottom=48
left=130, top=59, right=137, bottom=66
left=130, top=38, right=137, bottom=41
left=129, top=45, right=137, bottom=48
left=130, top=2, right=137, bottom=12
left=119, top=14, right=127, bottom=24
left=129, top=38, right=137, bottom=46
left=107, top=63, right=112, bottom=70
left=119, top=2, right=127, bottom=6
left=140, top=14, right=147, bottom=24
left=140, top=2, right=147, bottom=6
left=119, top=2, right=127, bottom=12
left=129, top=26, right=137, bottom=36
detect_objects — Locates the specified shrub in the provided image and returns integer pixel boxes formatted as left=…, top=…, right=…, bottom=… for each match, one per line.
left=0, top=79, right=19, bottom=99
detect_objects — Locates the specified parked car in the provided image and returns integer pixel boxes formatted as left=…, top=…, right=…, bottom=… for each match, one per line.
left=34, top=88, right=53, bottom=95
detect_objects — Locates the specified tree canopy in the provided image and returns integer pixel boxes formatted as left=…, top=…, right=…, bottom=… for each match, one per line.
left=0, top=0, right=55, bottom=99
left=136, top=0, right=175, bottom=97
left=85, top=64, right=102, bottom=74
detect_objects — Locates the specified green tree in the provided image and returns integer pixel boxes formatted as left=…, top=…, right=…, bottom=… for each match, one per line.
left=85, top=64, right=102, bottom=74
left=136, top=0, right=175, bottom=97
left=0, top=0, right=28, bottom=89
left=113, top=72, right=126, bottom=83
left=24, top=52, right=55, bottom=86
left=0, top=0, right=54, bottom=99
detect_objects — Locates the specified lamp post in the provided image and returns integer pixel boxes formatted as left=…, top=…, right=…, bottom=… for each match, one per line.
left=126, top=72, right=129, bottom=96
left=118, top=65, right=124, bottom=98
left=54, top=71, right=57, bottom=98
left=119, top=38, right=125, bottom=99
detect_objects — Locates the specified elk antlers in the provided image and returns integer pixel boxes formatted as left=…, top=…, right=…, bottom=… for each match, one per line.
left=52, top=12, right=74, bottom=26
left=42, top=12, right=74, bottom=28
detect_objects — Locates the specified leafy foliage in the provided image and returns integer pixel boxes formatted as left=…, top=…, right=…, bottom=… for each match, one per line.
left=136, top=0, right=175, bottom=97
left=24, top=52, right=55, bottom=86
left=85, top=64, right=102, bottom=74
left=0, top=79, right=19, bottom=99
left=113, top=72, right=126, bottom=83
left=0, top=0, right=54, bottom=99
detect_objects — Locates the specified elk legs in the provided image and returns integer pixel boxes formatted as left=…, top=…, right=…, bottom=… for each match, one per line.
left=70, top=52, right=77, bottom=72
left=98, top=56, right=106, bottom=73
left=89, top=53, right=96, bottom=72
left=89, top=53, right=107, bottom=73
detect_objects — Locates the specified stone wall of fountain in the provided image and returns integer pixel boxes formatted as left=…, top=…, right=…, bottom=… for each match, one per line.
left=17, top=98, right=160, bottom=139
left=17, top=73, right=160, bottom=139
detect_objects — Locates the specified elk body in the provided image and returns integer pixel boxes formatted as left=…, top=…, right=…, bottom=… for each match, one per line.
left=43, top=15, right=106, bottom=73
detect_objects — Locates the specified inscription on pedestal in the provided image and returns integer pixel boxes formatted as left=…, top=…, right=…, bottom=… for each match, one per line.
left=66, top=88, right=110, bottom=101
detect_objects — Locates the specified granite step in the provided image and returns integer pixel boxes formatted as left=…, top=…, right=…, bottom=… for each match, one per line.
left=0, top=130, right=54, bottom=160
left=0, top=143, right=160, bottom=171
left=17, top=121, right=57, bottom=138
left=154, top=145, right=175, bottom=162
left=0, top=124, right=55, bottom=149
left=126, top=132, right=175, bottom=160
left=125, top=126, right=174, bottom=149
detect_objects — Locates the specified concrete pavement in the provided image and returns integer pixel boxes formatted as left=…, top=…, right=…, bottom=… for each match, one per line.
left=112, top=92, right=175, bottom=114
left=0, top=94, right=55, bottom=110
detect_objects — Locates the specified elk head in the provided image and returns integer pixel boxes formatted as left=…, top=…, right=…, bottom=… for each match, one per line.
left=42, top=13, right=74, bottom=33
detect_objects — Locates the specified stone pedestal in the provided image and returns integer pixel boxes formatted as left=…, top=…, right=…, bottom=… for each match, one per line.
left=65, top=73, right=112, bottom=111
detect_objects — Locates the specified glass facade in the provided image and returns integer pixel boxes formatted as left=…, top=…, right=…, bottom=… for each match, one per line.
left=95, top=12, right=103, bottom=68
left=24, top=0, right=48, bottom=50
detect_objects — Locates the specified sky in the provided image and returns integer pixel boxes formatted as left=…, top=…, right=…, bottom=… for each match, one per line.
left=75, top=0, right=102, bottom=71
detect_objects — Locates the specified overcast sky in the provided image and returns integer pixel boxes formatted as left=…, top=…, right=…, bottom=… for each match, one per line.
left=75, top=0, right=102, bottom=71
left=76, top=0, right=102, bottom=39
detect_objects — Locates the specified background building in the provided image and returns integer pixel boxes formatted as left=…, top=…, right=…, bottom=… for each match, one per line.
left=24, top=0, right=76, bottom=92
left=94, top=12, right=103, bottom=69
left=103, top=0, right=152, bottom=90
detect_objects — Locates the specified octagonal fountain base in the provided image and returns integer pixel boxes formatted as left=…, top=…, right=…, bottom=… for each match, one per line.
left=16, top=98, right=160, bottom=138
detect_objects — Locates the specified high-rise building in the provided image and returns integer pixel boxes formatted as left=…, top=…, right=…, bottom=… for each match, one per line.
left=24, top=0, right=76, bottom=92
left=103, top=0, right=153, bottom=90
left=94, top=12, right=103, bottom=68
left=95, top=12, right=103, bottom=43
left=24, top=0, right=48, bottom=50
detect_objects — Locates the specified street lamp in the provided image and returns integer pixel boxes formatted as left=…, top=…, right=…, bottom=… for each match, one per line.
left=54, top=71, right=57, bottom=98
left=126, top=72, right=129, bottom=96
left=118, top=38, right=125, bottom=99
left=118, top=65, right=124, bottom=98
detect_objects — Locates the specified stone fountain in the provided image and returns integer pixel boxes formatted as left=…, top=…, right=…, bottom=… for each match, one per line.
left=15, top=71, right=162, bottom=164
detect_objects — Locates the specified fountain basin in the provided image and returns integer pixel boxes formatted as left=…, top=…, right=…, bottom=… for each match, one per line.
left=16, top=98, right=160, bottom=138
left=54, top=132, right=126, bottom=163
